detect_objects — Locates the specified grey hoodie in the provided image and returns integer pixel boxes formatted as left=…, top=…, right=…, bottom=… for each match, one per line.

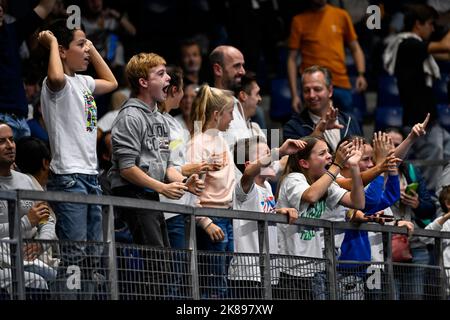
left=109, top=98, right=173, bottom=189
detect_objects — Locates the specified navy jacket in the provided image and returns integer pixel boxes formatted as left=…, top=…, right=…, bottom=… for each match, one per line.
left=0, top=10, right=42, bottom=117
left=283, top=108, right=362, bottom=143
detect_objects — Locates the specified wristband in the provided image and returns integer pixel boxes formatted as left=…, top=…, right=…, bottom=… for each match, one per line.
left=332, top=162, right=343, bottom=170
left=325, top=170, right=336, bottom=181
left=205, top=221, right=213, bottom=230
left=357, top=71, right=365, bottom=77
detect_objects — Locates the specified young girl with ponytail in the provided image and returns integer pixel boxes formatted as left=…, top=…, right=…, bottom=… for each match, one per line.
left=186, top=84, right=235, bottom=298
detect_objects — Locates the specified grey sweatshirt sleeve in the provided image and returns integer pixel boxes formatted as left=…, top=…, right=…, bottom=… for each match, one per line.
left=112, top=113, right=143, bottom=170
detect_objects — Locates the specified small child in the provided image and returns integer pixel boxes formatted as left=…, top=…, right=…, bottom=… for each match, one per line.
left=228, top=136, right=303, bottom=298
left=426, top=185, right=450, bottom=297
left=38, top=19, right=118, bottom=298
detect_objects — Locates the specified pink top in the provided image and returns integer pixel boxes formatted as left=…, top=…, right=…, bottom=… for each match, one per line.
left=187, top=129, right=235, bottom=211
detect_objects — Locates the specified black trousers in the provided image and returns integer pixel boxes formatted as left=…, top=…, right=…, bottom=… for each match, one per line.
left=112, top=185, right=171, bottom=299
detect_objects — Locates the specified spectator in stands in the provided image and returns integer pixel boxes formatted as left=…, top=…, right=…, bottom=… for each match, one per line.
left=0, top=0, right=56, bottom=139
left=336, top=133, right=401, bottom=300
left=209, top=45, right=246, bottom=146
left=386, top=127, right=436, bottom=300
left=0, top=123, right=56, bottom=293
left=158, top=66, right=213, bottom=298
left=179, top=39, right=208, bottom=86
left=286, top=0, right=367, bottom=114
left=383, top=3, right=450, bottom=192
left=81, top=0, right=136, bottom=69
left=283, top=66, right=362, bottom=151
left=426, top=185, right=450, bottom=299
left=187, top=84, right=236, bottom=298
left=38, top=19, right=118, bottom=298
left=275, top=136, right=365, bottom=299
left=158, top=66, right=210, bottom=245
left=15, top=136, right=59, bottom=277
left=175, top=83, right=198, bottom=134
left=229, top=136, right=302, bottom=299
left=234, top=72, right=266, bottom=140
left=109, top=52, right=203, bottom=297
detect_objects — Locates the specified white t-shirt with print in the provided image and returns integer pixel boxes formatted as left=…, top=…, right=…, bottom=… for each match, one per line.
left=276, top=172, right=347, bottom=277
left=228, top=180, right=278, bottom=283
left=41, top=74, right=98, bottom=175
left=160, top=112, right=193, bottom=219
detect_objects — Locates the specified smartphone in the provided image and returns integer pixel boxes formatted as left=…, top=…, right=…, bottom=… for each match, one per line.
left=364, top=213, right=394, bottom=222
left=405, top=182, right=419, bottom=195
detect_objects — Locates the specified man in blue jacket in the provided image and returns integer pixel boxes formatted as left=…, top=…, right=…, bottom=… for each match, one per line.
left=283, top=65, right=362, bottom=151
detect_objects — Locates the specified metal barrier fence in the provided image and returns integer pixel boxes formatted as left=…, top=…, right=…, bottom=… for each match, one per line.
left=0, top=189, right=449, bottom=300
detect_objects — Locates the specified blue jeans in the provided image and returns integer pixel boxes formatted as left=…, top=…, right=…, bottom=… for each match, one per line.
left=167, top=214, right=187, bottom=249
left=197, top=217, right=234, bottom=299
left=167, top=215, right=190, bottom=299
left=24, top=263, right=57, bottom=284
left=394, top=247, right=429, bottom=300
left=0, top=113, right=30, bottom=140
left=48, top=173, right=103, bottom=299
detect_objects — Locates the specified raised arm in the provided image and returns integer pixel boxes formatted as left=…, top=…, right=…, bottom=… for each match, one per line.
left=336, top=164, right=384, bottom=190
left=37, top=30, right=66, bottom=92
left=241, top=139, right=307, bottom=193
left=87, top=40, right=118, bottom=95
left=428, top=30, right=450, bottom=55
left=311, top=103, right=344, bottom=138
left=33, top=0, right=56, bottom=20
left=302, top=141, right=353, bottom=203
left=395, top=113, right=429, bottom=160
left=338, top=138, right=365, bottom=210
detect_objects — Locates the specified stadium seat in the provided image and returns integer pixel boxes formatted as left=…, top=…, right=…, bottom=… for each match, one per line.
left=433, top=73, right=449, bottom=105
left=437, top=103, right=450, bottom=132
left=270, top=78, right=293, bottom=122
left=377, top=74, right=401, bottom=107
left=375, top=106, right=403, bottom=131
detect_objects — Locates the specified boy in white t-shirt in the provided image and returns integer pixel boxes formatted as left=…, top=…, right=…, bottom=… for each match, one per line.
left=228, top=136, right=303, bottom=298
left=38, top=19, right=117, bottom=298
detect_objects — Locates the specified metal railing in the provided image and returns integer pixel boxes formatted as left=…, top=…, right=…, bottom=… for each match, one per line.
left=1, top=189, right=449, bottom=300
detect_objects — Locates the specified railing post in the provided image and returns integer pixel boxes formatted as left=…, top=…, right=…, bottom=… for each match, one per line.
left=106, top=204, right=118, bottom=300
left=9, top=192, right=25, bottom=300
left=434, top=236, right=447, bottom=300
left=383, top=231, right=396, bottom=300
left=324, top=223, right=336, bottom=300
left=258, top=219, right=272, bottom=300
left=186, top=212, right=200, bottom=300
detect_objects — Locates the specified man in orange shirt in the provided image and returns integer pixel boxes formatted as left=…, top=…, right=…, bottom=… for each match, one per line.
left=287, top=0, right=367, bottom=114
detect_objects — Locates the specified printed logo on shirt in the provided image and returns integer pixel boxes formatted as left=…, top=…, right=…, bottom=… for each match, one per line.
left=260, top=195, right=276, bottom=213
left=299, top=229, right=316, bottom=241
left=83, top=90, right=97, bottom=132
left=303, top=200, right=326, bottom=219
left=145, top=123, right=170, bottom=151
left=297, top=200, right=326, bottom=241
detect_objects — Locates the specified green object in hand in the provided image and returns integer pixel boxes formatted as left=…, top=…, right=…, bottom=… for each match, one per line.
left=405, top=182, right=419, bottom=195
